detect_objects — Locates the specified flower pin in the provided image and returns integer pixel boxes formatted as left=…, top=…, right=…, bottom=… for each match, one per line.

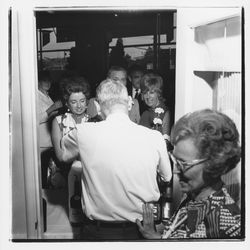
left=155, top=107, right=164, bottom=114
left=153, top=118, right=163, bottom=125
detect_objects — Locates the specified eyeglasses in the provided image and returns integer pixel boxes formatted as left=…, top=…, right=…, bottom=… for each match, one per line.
left=168, top=151, right=208, bottom=174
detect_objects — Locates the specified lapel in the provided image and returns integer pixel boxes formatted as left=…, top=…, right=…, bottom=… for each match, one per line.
left=126, top=82, right=133, bottom=96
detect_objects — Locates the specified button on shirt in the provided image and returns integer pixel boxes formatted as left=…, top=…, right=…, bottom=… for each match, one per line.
left=133, top=88, right=141, bottom=99
left=61, top=113, right=172, bottom=222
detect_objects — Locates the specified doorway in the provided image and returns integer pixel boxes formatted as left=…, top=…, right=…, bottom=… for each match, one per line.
left=35, top=9, right=177, bottom=238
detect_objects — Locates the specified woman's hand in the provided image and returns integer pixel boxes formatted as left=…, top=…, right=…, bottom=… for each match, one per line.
left=46, top=100, right=63, bottom=118
left=52, top=100, right=63, bottom=110
left=136, top=203, right=162, bottom=239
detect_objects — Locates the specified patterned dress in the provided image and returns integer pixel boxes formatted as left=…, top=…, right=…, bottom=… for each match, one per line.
left=56, top=112, right=89, bottom=223
left=161, top=186, right=241, bottom=239
left=56, top=112, right=89, bottom=136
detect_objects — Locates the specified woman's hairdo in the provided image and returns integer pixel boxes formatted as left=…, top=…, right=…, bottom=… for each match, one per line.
left=60, top=76, right=90, bottom=103
left=96, top=78, right=129, bottom=110
left=38, top=70, right=51, bottom=82
left=140, top=72, right=164, bottom=99
left=171, top=109, right=241, bottom=182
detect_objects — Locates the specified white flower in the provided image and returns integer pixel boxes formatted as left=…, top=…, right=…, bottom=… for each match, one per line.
left=155, top=107, right=164, bottom=114
left=153, top=118, right=163, bottom=125
left=163, top=134, right=170, bottom=141
left=128, top=96, right=134, bottom=111
left=62, top=114, right=75, bottom=128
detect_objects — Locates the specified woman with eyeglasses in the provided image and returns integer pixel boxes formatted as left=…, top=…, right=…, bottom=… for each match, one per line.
left=136, top=109, right=241, bottom=239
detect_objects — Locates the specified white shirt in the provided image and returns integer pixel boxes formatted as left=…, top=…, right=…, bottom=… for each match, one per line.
left=61, top=112, right=172, bottom=222
left=132, top=87, right=141, bottom=99
left=38, top=90, right=54, bottom=148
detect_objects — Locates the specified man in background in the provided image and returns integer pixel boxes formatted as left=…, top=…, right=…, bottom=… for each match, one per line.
left=87, top=65, right=140, bottom=124
left=127, top=64, right=147, bottom=115
left=107, top=65, right=140, bottom=123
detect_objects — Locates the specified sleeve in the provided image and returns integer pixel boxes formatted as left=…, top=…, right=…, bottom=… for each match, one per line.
left=129, top=98, right=140, bottom=124
left=219, top=205, right=241, bottom=238
left=39, top=110, right=49, bottom=124
left=155, top=131, right=172, bottom=182
left=60, top=129, right=79, bottom=163
left=134, top=99, right=140, bottom=124
left=162, top=110, right=171, bottom=138
left=38, top=97, right=50, bottom=124
left=205, top=198, right=241, bottom=238
left=87, top=98, right=98, bottom=118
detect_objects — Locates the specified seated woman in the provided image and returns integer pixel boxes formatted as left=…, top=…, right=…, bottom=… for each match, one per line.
left=51, top=76, right=91, bottom=224
left=139, top=72, right=171, bottom=147
left=38, top=70, right=63, bottom=188
left=136, top=109, right=241, bottom=239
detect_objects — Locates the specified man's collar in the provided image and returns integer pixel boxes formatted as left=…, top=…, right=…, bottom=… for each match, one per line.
left=106, top=112, right=130, bottom=122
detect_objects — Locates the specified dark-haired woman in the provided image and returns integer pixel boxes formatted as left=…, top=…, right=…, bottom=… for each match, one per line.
left=136, top=109, right=241, bottom=239
left=51, top=76, right=90, bottom=224
left=52, top=76, right=90, bottom=158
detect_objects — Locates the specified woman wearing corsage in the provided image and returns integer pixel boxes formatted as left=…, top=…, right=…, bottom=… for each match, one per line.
left=139, top=72, right=171, bottom=149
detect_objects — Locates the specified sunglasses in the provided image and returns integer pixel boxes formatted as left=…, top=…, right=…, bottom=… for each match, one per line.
left=168, top=151, right=208, bottom=174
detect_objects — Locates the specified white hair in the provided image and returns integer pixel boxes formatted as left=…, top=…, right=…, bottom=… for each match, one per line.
left=96, top=79, right=129, bottom=114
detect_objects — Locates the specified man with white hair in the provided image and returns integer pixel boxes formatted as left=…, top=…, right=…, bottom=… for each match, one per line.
left=58, top=79, right=172, bottom=240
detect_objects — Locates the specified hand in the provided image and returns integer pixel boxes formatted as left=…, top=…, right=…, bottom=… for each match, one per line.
left=53, top=100, right=63, bottom=110
left=136, top=203, right=161, bottom=239
left=47, top=101, right=62, bottom=118
left=50, top=110, right=59, bottom=118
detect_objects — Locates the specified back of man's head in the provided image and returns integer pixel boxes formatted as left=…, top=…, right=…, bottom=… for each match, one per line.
left=96, top=79, right=129, bottom=116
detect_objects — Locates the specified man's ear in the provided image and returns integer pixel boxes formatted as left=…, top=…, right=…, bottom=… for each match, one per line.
left=128, top=96, right=133, bottom=111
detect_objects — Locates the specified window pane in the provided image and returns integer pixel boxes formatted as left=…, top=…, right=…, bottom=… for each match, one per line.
left=109, top=36, right=154, bottom=47
left=37, top=28, right=75, bottom=51
left=41, top=51, right=70, bottom=70
left=37, top=27, right=75, bottom=70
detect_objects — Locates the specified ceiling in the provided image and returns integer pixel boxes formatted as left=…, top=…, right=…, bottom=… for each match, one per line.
left=36, top=10, right=175, bottom=38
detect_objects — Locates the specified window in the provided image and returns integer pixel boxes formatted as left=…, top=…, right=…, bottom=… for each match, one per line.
left=37, top=27, right=76, bottom=70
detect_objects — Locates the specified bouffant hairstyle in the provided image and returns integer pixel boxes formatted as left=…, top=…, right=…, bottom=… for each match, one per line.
left=140, top=72, right=164, bottom=101
left=170, top=109, right=241, bottom=184
left=60, top=76, right=90, bottom=104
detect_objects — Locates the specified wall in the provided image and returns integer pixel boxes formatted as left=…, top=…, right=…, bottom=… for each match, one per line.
left=175, top=7, right=242, bottom=120
left=172, top=6, right=243, bottom=211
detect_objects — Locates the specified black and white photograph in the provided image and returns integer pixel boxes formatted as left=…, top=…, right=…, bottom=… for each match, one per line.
left=0, top=0, right=249, bottom=250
